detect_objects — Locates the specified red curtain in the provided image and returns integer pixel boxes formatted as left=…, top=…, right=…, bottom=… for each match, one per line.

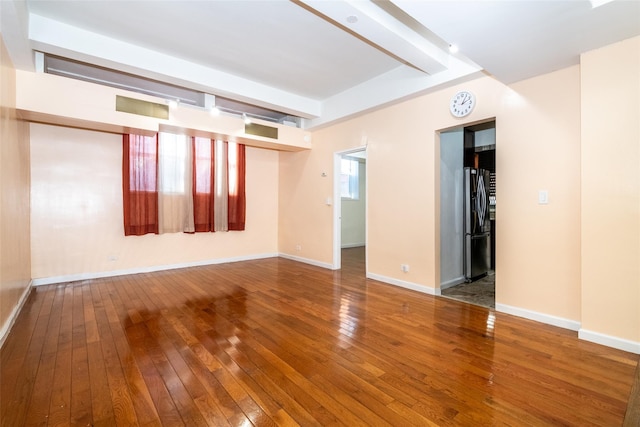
left=122, top=134, right=159, bottom=236
left=123, top=134, right=245, bottom=235
left=192, top=137, right=215, bottom=232
left=228, top=143, right=246, bottom=231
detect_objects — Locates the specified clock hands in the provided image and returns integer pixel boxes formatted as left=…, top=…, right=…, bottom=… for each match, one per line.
left=456, top=93, right=470, bottom=106
left=450, top=91, right=474, bottom=117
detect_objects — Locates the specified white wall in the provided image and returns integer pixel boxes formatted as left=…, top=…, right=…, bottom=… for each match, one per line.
left=439, top=129, right=464, bottom=287
left=341, top=159, right=366, bottom=248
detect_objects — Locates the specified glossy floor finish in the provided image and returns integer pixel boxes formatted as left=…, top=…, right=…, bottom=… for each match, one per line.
left=1, top=248, right=638, bottom=426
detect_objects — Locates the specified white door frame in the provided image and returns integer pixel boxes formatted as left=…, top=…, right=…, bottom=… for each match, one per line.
left=333, top=147, right=367, bottom=270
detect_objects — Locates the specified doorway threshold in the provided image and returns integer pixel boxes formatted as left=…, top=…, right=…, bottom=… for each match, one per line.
left=440, top=272, right=495, bottom=309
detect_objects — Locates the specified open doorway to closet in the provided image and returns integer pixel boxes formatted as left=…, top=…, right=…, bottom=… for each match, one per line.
left=439, top=120, right=496, bottom=308
left=333, top=148, right=366, bottom=274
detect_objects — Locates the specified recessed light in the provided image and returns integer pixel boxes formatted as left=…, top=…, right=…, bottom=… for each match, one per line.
left=449, top=44, right=459, bottom=54
left=346, top=15, right=358, bottom=24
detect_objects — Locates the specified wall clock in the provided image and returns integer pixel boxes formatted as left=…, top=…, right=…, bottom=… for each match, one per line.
left=450, top=90, right=476, bottom=118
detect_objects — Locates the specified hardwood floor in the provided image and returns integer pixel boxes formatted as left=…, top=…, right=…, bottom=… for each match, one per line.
left=1, top=247, right=638, bottom=426
left=625, top=362, right=640, bottom=426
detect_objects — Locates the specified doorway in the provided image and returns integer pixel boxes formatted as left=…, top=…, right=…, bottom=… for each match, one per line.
left=333, top=148, right=367, bottom=273
left=439, top=121, right=496, bottom=308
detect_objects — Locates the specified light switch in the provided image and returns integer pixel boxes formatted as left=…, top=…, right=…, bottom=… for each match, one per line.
left=538, top=190, right=549, bottom=205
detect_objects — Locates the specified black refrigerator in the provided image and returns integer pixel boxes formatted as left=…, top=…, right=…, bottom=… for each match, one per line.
left=464, top=167, right=491, bottom=281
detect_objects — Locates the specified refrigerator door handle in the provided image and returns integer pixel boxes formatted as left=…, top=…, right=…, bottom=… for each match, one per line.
left=476, top=173, right=487, bottom=227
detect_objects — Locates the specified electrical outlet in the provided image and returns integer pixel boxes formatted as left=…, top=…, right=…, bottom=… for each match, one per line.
left=401, top=264, right=410, bottom=273
left=295, top=244, right=302, bottom=252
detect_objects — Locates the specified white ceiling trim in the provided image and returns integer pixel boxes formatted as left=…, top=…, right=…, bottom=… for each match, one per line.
left=307, top=55, right=483, bottom=129
left=28, top=13, right=322, bottom=119
left=27, top=10, right=481, bottom=129
left=0, top=0, right=32, bottom=70
left=10, top=0, right=635, bottom=130
left=299, top=0, right=450, bottom=75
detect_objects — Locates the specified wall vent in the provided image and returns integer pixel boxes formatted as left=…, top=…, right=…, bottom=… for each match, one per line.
left=115, top=95, right=169, bottom=119
left=245, top=123, right=278, bottom=139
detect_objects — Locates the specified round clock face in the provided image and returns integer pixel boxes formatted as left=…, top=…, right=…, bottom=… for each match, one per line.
left=450, top=90, right=476, bottom=117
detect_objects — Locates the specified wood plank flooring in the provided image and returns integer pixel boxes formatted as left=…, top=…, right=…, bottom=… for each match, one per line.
left=625, top=362, right=640, bottom=426
left=1, top=247, right=638, bottom=426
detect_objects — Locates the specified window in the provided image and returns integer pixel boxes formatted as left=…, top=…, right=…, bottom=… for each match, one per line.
left=340, top=158, right=359, bottom=200
left=158, top=133, right=189, bottom=194
left=123, top=132, right=245, bottom=236
left=122, top=134, right=158, bottom=236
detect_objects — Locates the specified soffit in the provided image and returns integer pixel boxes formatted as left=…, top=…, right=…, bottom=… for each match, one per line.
left=2, top=0, right=638, bottom=129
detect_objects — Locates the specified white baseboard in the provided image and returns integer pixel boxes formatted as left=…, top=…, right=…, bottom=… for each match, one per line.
left=278, top=253, right=335, bottom=270
left=578, top=329, right=640, bottom=354
left=496, top=303, right=581, bottom=331
left=32, top=253, right=279, bottom=286
left=367, top=272, right=440, bottom=296
left=0, top=280, right=33, bottom=349
left=440, top=276, right=465, bottom=290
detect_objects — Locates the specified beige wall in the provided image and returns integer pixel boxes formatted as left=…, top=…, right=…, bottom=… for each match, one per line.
left=279, top=38, right=640, bottom=350
left=30, top=124, right=279, bottom=281
left=5, top=32, right=638, bottom=351
left=581, top=36, right=640, bottom=344
left=0, top=36, right=31, bottom=339
left=498, top=66, right=582, bottom=321
left=17, top=70, right=311, bottom=152
left=280, top=67, right=582, bottom=321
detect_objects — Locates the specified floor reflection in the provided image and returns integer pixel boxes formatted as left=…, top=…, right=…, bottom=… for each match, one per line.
left=335, top=247, right=368, bottom=347
left=3, top=248, right=636, bottom=426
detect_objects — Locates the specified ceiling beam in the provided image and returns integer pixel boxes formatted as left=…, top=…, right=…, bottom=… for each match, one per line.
left=298, top=0, right=450, bottom=75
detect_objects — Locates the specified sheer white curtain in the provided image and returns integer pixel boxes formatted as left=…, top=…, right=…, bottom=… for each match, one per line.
left=214, top=140, right=228, bottom=232
left=193, top=138, right=235, bottom=232
left=158, top=132, right=194, bottom=233
left=126, top=132, right=245, bottom=235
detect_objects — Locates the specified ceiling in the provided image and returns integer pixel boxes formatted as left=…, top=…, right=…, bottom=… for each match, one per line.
left=1, top=0, right=639, bottom=129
